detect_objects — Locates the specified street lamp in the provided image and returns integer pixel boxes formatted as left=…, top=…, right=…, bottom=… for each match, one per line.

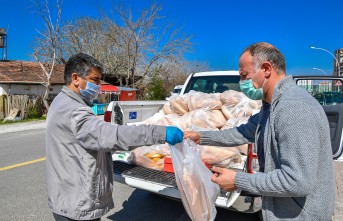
left=311, top=46, right=340, bottom=76
left=313, top=67, right=328, bottom=75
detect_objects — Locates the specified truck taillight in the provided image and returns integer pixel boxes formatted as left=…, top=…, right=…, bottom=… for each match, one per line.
left=247, top=144, right=258, bottom=173
left=104, top=111, right=112, bottom=122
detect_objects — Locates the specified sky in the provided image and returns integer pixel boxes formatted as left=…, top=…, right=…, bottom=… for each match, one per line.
left=1, top=0, right=343, bottom=75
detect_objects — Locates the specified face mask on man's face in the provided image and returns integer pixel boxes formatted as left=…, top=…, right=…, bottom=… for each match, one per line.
left=79, top=80, right=101, bottom=101
left=239, top=71, right=263, bottom=100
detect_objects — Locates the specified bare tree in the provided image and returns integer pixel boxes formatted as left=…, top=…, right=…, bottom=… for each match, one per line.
left=32, top=0, right=63, bottom=110
left=109, top=3, right=193, bottom=87
left=60, top=17, right=130, bottom=85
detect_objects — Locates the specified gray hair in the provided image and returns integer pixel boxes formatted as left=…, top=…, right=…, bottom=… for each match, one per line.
left=241, top=42, right=286, bottom=74
left=64, top=53, right=103, bottom=84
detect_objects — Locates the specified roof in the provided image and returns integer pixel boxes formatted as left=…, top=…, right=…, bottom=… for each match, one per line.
left=0, top=60, right=65, bottom=84
left=100, top=84, right=120, bottom=92
left=117, top=86, right=137, bottom=91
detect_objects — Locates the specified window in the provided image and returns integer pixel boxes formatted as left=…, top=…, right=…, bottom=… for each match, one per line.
left=184, top=76, right=241, bottom=94
left=296, top=78, right=343, bottom=105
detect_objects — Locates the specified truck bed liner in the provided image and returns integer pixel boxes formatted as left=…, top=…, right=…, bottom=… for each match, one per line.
left=113, top=161, right=177, bottom=187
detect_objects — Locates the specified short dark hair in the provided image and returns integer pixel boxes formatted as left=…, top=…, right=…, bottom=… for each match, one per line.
left=64, top=53, right=103, bottom=84
left=242, top=42, right=286, bottom=74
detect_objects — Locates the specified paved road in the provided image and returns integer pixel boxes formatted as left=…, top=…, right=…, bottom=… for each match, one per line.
left=0, top=128, right=259, bottom=221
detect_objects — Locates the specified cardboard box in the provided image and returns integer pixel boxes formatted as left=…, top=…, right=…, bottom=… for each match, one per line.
left=163, top=156, right=211, bottom=173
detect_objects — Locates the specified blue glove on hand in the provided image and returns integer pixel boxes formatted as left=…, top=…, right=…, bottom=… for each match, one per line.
left=165, top=126, right=184, bottom=145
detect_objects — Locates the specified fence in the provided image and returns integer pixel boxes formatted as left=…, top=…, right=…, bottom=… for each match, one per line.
left=0, top=95, right=32, bottom=120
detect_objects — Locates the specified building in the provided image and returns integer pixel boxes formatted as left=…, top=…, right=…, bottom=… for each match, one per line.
left=117, top=86, right=137, bottom=101
left=334, top=48, right=343, bottom=76
left=0, top=60, right=64, bottom=98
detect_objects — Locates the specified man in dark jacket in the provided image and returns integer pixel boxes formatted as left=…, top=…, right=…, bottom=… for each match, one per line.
left=46, top=53, right=183, bottom=221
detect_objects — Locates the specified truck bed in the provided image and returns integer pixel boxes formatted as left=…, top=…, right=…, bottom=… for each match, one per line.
left=113, top=161, right=176, bottom=187
left=113, top=161, right=261, bottom=213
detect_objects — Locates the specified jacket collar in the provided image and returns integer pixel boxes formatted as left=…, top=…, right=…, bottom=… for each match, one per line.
left=271, top=75, right=295, bottom=107
left=61, top=86, right=93, bottom=107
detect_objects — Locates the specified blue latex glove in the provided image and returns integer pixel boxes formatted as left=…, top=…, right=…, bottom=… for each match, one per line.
left=165, top=126, right=184, bottom=145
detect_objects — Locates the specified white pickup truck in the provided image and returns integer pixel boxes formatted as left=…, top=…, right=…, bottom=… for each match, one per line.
left=103, top=73, right=343, bottom=216
left=104, top=71, right=263, bottom=214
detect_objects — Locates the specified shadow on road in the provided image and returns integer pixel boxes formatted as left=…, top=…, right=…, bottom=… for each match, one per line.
left=107, top=189, right=260, bottom=221
left=107, top=189, right=190, bottom=221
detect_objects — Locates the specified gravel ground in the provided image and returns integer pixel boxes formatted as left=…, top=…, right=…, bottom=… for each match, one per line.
left=0, top=115, right=104, bottom=135
left=0, top=120, right=47, bottom=134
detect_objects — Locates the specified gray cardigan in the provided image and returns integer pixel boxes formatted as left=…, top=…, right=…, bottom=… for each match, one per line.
left=200, top=76, right=335, bottom=221
left=46, top=86, right=166, bottom=220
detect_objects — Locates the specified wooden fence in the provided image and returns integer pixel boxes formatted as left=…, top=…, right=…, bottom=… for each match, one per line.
left=0, top=95, right=30, bottom=120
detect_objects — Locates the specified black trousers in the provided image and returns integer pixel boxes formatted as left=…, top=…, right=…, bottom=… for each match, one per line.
left=53, top=213, right=101, bottom=221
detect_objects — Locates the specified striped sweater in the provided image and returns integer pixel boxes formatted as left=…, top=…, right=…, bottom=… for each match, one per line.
left=200, top=76, right=335, bottom=221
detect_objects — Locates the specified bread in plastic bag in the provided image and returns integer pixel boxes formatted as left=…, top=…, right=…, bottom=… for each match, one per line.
left=187, top=91, right=222, bottom=111
left=220, top=90, right=247, bottom=107
left=178, top=109, right=226, bottom=130
left=221, top=117, right=250, bottom=130
left=132, top=144, right=170, bottom=170
left=200, top=145, right=242, bottom=167
left=169, top=94, right=189, bottom=115
left=170, top=139, right=220, bottom=221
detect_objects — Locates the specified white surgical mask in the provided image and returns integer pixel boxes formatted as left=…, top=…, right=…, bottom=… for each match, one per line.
left=239, top=71, right=265, bottom=100
left=80, top=81, right=101, bottom=101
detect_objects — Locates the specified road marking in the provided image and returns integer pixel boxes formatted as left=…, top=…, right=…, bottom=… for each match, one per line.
left=19, top=131, right=46, bottom=136
left=0, top=157, right=46, bottom=172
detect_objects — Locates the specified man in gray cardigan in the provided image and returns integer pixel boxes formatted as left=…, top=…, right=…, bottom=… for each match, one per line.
left=46, top=53, right=183, bottom=221
left=184, top=42, right=335, bottom=221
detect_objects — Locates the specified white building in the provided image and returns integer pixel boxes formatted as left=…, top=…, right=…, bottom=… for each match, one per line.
left=0, top=60, right=64, bottom=98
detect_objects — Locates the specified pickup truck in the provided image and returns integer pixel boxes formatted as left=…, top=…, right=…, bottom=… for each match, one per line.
left=103, top=73, right=343, bottom=216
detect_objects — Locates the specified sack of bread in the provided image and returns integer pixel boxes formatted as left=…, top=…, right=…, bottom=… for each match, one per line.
left=221, top=117, right=249, bottom=130
left=178, top=109, right=226, bottom=130
left=171, top=139, right=220, bottom=221
left=132, top=144, right=170, bottom=171
left=142, top=112, right=181, bottom=126
left=187, top=91, right=222, bottom=111
left=169, top=94, right=189, bottom=115
left=205, top=110, right=227, bottom=128
left=141, top=111, right=165, bottom=125
left=162, top=102, right=173, bottom=115
left=220, top=90, right=247, bottom=107
left=200, top=145, right=241, bottom=167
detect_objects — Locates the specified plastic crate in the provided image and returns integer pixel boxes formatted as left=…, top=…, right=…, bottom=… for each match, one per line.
left=92, top=103, right=108, bottom=115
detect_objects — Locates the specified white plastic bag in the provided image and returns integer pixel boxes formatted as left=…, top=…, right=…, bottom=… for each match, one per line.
left=170, top=139, right=220, bottom=221
left=131, top=144, right=170, bottom=170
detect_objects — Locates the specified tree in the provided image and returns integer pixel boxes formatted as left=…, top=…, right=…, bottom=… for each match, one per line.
left=108, top=3, right=192, bottom=87
left=32, top=0, right=63, bottom=110
left=61, top=17, right=128, bottom=85
left=144, top=68, right=166, bottom=100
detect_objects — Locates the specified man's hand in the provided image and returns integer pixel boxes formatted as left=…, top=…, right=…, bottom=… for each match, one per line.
left=211, top=167, right=237, bottom=192
left=183, top=131, right=201, bottom=144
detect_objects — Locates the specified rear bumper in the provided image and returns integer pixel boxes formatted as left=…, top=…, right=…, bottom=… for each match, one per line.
left=113, top=161, right=261, bottom=213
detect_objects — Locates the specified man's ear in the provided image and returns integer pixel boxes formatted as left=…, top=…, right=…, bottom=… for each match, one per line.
left=261, top=62, right=272, bottom=78
left=71, top=73, right=80, bottom=87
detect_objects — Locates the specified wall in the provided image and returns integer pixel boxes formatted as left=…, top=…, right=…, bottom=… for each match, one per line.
left=119, top=90, right=136, bottom=101
left=0, top=84, right=63, bottom=97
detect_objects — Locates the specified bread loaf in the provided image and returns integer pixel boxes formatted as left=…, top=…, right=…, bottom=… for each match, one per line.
left=200, top=145, right=241, bottom=167
left=162, top=102, right=173, bottom=115
left=188, top=92, right=222, bottom=111
left=205, top=110, right=226, bottom=128
left=170, top=96, right=189, bottom=115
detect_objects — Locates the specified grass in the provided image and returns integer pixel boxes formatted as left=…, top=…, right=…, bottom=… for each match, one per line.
left=0, top=116, right=46, bottom=125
